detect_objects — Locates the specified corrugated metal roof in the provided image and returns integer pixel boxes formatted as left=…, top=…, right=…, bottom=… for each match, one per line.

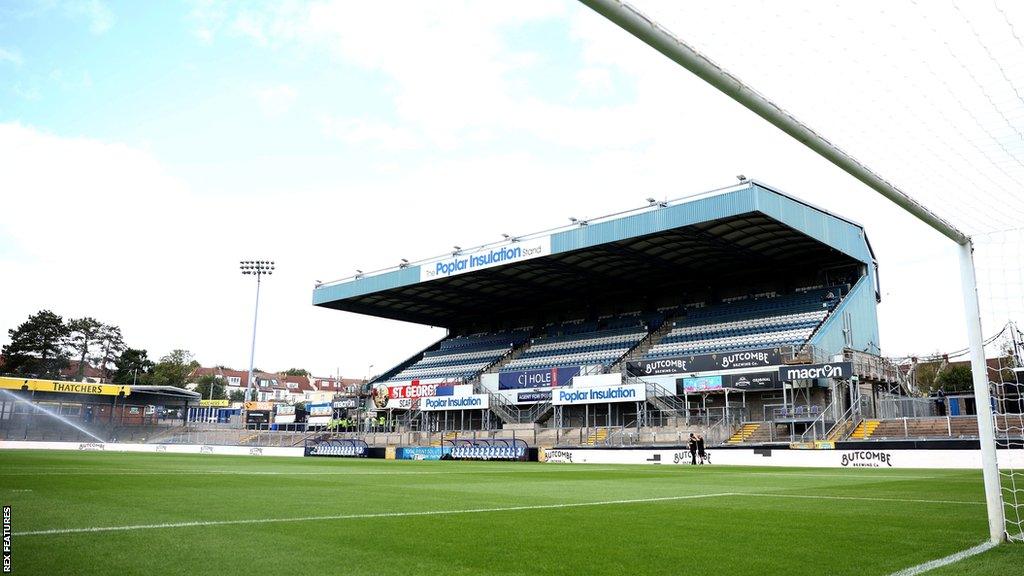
left=312, top=181, right=877, bottom=329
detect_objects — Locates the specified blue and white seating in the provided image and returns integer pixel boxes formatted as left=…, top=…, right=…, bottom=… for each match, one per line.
left=645, top=288, right=841, bottom=359
left=387, top=328, right=530, bottom=382
left=502, top=315, right=648, bottom=372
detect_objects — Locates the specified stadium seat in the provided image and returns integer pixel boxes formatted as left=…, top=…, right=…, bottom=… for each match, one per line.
left=643, top=288, right=841, bottom=360
left=384, top=328, right=531, bottom=383
left=502, top=315, right=648, bottom=372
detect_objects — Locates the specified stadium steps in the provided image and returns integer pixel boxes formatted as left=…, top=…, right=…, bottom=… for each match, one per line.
left=827, top=416, right=859, bottom=441
left=850, top=419, right=880, bottom=440
left=743, top=422, right=786, bottom=444
left=868, top=417, right=979, bottom=440
left=727, top=422, right=762, bottom=444
left=472, top=382, right=520, bottom=424
left=484, top=336, right=535, bottom=374
left=612, top=314, right=677, bottom=372
left=582, top=428, right=609, bottom=446
left=641, top=381, right=689, bottom=419
left=430, top=431, right=458, bottom=447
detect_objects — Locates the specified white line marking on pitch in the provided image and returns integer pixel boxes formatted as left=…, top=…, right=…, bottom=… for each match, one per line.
left=17, top=492, right=737, bottom=536
left=0, top=467, right=631, bottom=477
left=737, top=492, right=986, bottom=506
left=887, top=541, right=997, bottom=576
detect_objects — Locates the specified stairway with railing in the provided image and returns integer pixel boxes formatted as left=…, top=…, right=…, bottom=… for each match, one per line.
left=612, top=315, right=677, bottom=372
left=582, top=428, right=610, bottom=446
left=517, top=400, right=554, bottom=424
left=727, top=422, right=762, bottom=444
left=826, top=406, right=861, bottom=441
left=471, top=382, right=519, bottom=425
left=849, top=419, right=880, bottom=440
left=639, top=379, right=689, bottom=419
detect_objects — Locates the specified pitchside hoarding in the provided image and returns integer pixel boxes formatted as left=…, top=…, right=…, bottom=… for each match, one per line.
left=627, top=347, right=784, bottom=377
left=778, top=362, right=853, bottom=381
left=419, top=237, right=551, bottom=282
left=551, top=384, right=646, bottom=406
left=498, top=366, right=581, bottom=390
left=419, top=394, right=490, bottom=411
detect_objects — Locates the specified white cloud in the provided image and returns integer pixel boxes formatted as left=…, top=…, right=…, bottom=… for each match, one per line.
left=49, top=68, right=93, bottom=91
left=65, top=0, right=114, bottom=35
left=0, top=122, right=448, bottom=377
left=574, top=66, right=612, bottom=93
left=255, top=84, right=296, bottom=117
left=0, top=47, right=23, bottom=67
left=320, top=116, right=420, bottom=151
left=5, top=2, right=1014, bottom=376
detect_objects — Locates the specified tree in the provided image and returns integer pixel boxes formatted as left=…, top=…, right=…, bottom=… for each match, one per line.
left=914, top=362, right=941, bottom=392
left=194, top=374, right=227, bottom=400
left=66, top=317, right=105, bottom=381
left=1, top=310, right=70, bottom=378
left=936, top=364, right=974, bottom=392
left=112, top=348, right=154, bottom=385
left=150, top=349, right=199, bottom=388
left=228, top=389, right=247, bottom=403
left=95, top=324, right=127, bottom=380
left=283, top=368, right=310, bottom=376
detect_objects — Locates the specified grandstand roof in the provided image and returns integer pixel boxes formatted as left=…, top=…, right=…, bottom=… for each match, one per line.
left=313, top=181, right=876, bottom=329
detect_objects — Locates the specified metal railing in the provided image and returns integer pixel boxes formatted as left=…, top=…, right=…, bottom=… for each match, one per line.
left=824, top=404, right=860, bottom=442
left=877, top=395, right=937, bottom=419
left=859, top=415, right=981, bottom=440
left=797, top=400, right=837, bottom=442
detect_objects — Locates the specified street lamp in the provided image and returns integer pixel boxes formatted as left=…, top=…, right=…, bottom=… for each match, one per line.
left=240, top=260, right=274, bottom=402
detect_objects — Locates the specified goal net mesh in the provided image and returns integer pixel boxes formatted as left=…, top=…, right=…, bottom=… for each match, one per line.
left=622, top=0, right=1024, bottom=540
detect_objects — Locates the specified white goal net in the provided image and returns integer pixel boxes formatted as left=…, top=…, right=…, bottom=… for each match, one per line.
left=605, top=0, right=1024, bottom=541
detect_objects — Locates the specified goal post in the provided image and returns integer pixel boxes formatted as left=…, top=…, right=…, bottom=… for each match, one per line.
left=959, top=241, right=1007, bottom=543
left=578, top=0, right=1006, bottom=542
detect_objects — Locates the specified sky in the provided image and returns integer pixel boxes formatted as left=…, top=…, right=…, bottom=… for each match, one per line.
left=0, top=1, right=1019, bottom=379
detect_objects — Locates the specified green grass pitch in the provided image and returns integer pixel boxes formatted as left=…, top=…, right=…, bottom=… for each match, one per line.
left=1, top=450, right=1020, bottom=575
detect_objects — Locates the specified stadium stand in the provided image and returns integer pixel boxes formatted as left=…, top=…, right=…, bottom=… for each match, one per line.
left=644, top=287, right=842, bottom=359
left=384, top=328, right=530, bottom=382
left=501, top=314, right=649, bottom=372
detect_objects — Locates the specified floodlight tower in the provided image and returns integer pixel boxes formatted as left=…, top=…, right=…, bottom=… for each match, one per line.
left=240, top=260, right=274, bottom=402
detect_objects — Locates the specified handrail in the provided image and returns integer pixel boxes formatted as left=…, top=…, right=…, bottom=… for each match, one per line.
left=703, top=417, right=732, bottom=446
left=798, top=400, right=836, bottom=442
left=824, top=404, right=861, bottom=441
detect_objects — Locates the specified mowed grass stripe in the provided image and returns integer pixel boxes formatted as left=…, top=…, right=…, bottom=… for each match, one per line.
left=1, top=450, right=1007, bottom=576
left=16, top=491, right=985, bottom=536
left=17, top=491, right=739, bottom=535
